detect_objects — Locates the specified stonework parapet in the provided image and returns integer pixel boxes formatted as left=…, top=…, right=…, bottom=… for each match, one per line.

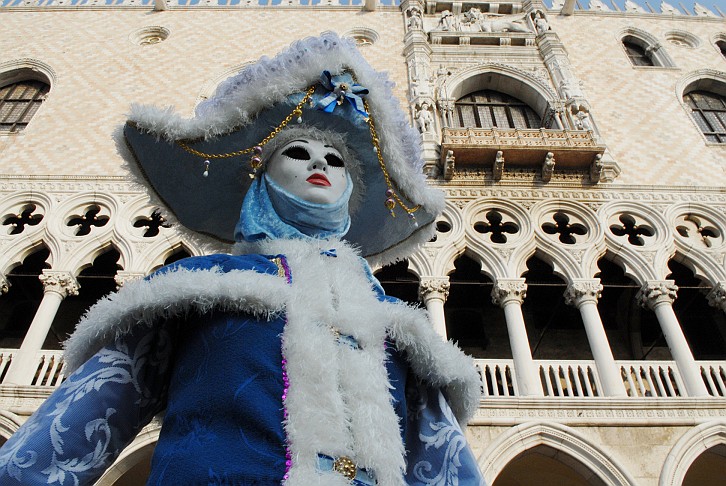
left=418, top=277, right=450, bottom=301
left=637, top=280, right=678, bottom=310
left=39, top=270, right=79, bottom=298
left=491, top=278, right=527, bottom=307
left=706, top=283, right=726, bottom=312
left=564, top=279, right=603, bottom=307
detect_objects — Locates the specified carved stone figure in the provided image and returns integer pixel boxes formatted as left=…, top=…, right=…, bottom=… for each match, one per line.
left=493, top=150, right=505, bottom=181
left=542, top=152, right=555, bottom=182
left=406, top=6, right=423, bottom=31
left=415, top=102, right=434, bottom=134
left=572, top=104, right=592, bottom=130
left=443, top=149, right=456, bottom=180
left=437, top=9, right=457, bottom=31
left=590, top=154, right=604, bottom=183
left=534, top=11, right=549, bottom=35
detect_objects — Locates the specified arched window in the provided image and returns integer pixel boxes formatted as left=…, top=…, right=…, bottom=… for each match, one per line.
left=0, top=79, right=50, bottom=133
left=623, top=40, right=654, bottom=66
left=684, top=90, right=726, bottom=143
left=454, top=90, right=541, bottom=130
left=717, top=40, right=726, bottom=60
left=620, top=32, right=674, bottom=68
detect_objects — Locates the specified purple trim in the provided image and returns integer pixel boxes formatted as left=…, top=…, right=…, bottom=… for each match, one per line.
left=280, top=255, right=292, bottom=482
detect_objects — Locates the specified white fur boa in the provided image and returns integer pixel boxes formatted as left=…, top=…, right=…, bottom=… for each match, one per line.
left=63, top=239, right=481, bottom=485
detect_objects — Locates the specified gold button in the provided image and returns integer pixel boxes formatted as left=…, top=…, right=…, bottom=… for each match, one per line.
left=333, top=456, right=357, bottom=481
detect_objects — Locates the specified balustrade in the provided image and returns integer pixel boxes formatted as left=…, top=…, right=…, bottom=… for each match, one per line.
left=537, top=360, right=600, bottom=398
left=0, top=348, right=65, bottom=387
left=0, top=351, right=721, bottom=401
left=473, top=358, right=724, bottom=399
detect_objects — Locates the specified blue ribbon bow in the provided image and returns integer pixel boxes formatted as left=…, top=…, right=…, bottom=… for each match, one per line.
left=316, top=71, right=369, bottom=117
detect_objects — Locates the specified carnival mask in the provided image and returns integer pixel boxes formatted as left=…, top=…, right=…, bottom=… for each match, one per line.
left=266, top=138, right=350, bottom=205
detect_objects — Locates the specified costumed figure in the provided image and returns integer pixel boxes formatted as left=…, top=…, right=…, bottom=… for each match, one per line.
left=0, top=33, right=484, bottom=485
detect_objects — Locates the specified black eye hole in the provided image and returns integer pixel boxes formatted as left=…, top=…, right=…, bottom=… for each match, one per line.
left=325, top=153, right=344, bottom=167
left=282, top=146, right=310, bottom=160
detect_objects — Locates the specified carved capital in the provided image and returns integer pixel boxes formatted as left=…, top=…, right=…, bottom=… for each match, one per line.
left=0, top=274, right=9, bottom=294
left=637, top=280, right=678, bottom=310
left=39, top=270, right=80, bottom=297
left=491, top=279, right=527, bottom=307
left=564, top=279, right=603, bottom=307
left=419, top=277, right=450, bottom=302
left=115, top=271, right=146, bottom=289
left=706, top=282, right=726, bottom=312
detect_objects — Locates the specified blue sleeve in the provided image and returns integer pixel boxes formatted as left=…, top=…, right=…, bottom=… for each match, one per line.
left=404, top=380, right=486, bottom=486
left=0, top=321, right=175, bottom=485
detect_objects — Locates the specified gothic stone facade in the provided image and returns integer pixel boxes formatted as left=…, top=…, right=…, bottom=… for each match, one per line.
left=0, top=0, right=724, bottom=485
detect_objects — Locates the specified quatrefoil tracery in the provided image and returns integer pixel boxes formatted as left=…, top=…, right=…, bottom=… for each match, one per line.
left=675, top=214, right=722, bottom=249
left=609, top=214, right=655, bottom=247
left=67, top=205, right=110, bottom=236
left=542, top=211, right=588, bottom=245
left=474, top=210, right=520, bottom=244
left=3, top=204, right=43, bottom=235
left=133, top=210, right=171, bottom=238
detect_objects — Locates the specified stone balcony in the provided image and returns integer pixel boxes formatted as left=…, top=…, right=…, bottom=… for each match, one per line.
left=440, top=126, right=607, bottom=181
left=1, top=349, right=723, bottom=401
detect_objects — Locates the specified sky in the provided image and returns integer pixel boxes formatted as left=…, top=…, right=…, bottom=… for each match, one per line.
left=544, top=0, right=726, bottom=14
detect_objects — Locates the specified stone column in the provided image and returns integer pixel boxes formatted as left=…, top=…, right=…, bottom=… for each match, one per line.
left=637, top=280, right=709, bottom=397
left=564, top=279, right=627, bottom=397
left=0, top=274, right=9, bottom=294
left=5, top=270, right=79, bottom=385
left=491, top=279, right=543, bottom=396
left=706, top=282, right=726, bottom=313
left=419, top=277, right=450, bottom=339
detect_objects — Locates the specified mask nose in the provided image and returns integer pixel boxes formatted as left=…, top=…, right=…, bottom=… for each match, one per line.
left=308, top=153, right=328, bottom=172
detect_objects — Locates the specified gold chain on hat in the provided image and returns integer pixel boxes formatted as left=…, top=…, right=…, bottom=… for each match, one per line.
left=177, top=85, right=316, bottom=179
left=176, top=83, right=420, bottom=221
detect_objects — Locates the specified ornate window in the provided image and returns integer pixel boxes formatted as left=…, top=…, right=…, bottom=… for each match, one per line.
left=623, top=39, right=654, bottom=66
left=620, top=31, right=674, bottom=68
left=683, top=90, right=726, bottom=143
left=453, top=90, right=541, bottom=129
left=0, top=79, right=50, bottom=133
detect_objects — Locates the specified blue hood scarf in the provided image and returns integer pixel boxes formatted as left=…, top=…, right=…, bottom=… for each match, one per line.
left=123, top=32, right=445, bottom=267
left=235, top=173, right=353, bottom=242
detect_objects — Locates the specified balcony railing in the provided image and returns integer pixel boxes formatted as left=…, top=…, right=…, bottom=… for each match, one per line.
left=441, top=126, right=605, bottom=170
left=475, top=358, right=726, bottom=399
left=0, top=350, right=723, bottom=401
left=0, top=349, right=66, bottom=388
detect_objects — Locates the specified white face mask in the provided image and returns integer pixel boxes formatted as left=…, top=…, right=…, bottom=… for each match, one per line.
left=266, top=138, right=350, bottom=205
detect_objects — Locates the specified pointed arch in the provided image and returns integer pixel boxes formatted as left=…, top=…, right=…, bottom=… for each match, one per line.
left=660, top=421, right=726, bottom=486
left=480, top=421, right=637, bottom=486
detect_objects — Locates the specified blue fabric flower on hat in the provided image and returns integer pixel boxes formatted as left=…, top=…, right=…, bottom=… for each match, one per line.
left=316, top=71, right=369, bottom=117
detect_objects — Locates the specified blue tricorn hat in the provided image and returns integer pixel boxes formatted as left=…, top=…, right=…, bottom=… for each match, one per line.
left=123, top=32, right=444, bottom=266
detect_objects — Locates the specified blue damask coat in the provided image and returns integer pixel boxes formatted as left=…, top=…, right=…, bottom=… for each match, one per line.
left=0, top=239, right=483, bottom=485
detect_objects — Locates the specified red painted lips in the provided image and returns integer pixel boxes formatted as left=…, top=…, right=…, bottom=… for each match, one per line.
left=306, top=173, right=331, bottom=187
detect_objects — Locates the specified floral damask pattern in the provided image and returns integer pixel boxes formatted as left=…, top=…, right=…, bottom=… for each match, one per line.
left=0, top=325, right=173, bottom=485
left=405, top=383, right=485, bottom=486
